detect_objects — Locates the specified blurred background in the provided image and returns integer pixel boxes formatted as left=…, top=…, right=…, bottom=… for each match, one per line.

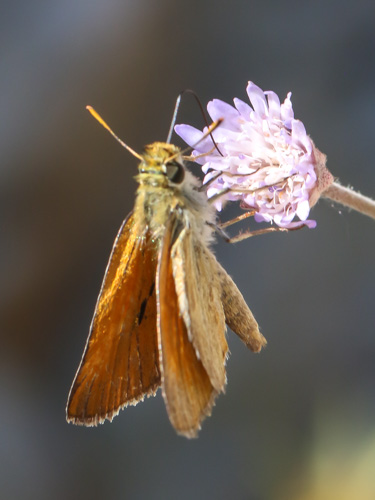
left=1, top=1, right=375, bottom=499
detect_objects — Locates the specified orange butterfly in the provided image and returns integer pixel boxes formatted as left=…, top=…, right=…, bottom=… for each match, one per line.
left=66, top=107, right=266, bottom=437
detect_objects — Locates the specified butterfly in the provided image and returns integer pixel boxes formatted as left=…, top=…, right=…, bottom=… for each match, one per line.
left=66, top=106, right=266, bottom=438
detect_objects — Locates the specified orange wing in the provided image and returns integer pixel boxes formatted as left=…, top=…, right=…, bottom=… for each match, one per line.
left=67, top=214, right=160, bottom=425
left=157, top=217, right=216, bottom=438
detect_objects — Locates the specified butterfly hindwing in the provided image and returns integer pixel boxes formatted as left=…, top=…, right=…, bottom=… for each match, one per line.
left=217, top=260, right=267, bottom=353
left=157, top=215, right=216, bottom=438
left=171, top=225, right=228, bottom=393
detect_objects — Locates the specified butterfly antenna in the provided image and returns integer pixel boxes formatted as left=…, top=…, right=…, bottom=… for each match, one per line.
left=166, top=89, right=223, bottom=157
left=166, top=94, right=182, bottom=144
left=86, top=106, right=143, bottom=160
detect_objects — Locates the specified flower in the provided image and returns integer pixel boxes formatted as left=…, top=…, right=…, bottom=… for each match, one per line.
left=175, top=81, right=333, bottom=228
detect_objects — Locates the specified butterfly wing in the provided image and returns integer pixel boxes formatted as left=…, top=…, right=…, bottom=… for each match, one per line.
left=217, top=261, right=267, bottom=352
left=157, top=216, right=217, bottom=438
left=171, top=225, right=228, bottom=393
left=67, top=213, right=160, bottom=425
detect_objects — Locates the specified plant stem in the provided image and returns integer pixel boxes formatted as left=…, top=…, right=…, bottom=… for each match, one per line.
left=322, top=182, right=375, bottom=221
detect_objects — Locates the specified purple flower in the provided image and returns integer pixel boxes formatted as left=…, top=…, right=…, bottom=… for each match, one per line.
left=175, top=81, right=333, bottom=229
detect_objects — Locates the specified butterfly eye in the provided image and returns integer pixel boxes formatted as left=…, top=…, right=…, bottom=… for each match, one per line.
left=166, top=160, right=185, bottom=184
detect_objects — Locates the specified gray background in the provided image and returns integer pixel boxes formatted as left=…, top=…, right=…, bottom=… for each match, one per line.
left=1, top=1, right=375, bottom=499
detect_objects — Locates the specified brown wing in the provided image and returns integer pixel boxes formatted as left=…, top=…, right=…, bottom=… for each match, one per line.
left=67, top=213, right=160, bottom=425
left=157, top=217, right=216, bottom=438
left=171, top=226, right=228, bottom=393
left=217, top=260, right=267, bottom=353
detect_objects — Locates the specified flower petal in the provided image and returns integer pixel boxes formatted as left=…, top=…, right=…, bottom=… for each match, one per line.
left=246, top=81, right=268, bottom=118
left=296, top=199, right=310, bottom=220
left=174, top=124, right=213, bottom=153
left=174, top=124, right=204, bottom=147
left=264, top=91, right=281, bottom=120
left=234, top=98, right=252, bottom=119
left=207, top=99, right=240, bottom=125
left=281, top=92, right=294, bottom=126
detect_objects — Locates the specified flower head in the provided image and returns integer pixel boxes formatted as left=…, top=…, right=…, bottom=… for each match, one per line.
left=175, top=81, right=333, bottom=228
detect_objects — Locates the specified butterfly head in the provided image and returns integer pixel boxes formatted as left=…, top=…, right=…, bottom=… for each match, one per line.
left=138, top=142, right=185, bottom=185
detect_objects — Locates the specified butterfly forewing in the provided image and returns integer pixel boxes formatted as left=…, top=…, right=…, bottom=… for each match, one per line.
left=67, top=214, right=160, bottom=425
